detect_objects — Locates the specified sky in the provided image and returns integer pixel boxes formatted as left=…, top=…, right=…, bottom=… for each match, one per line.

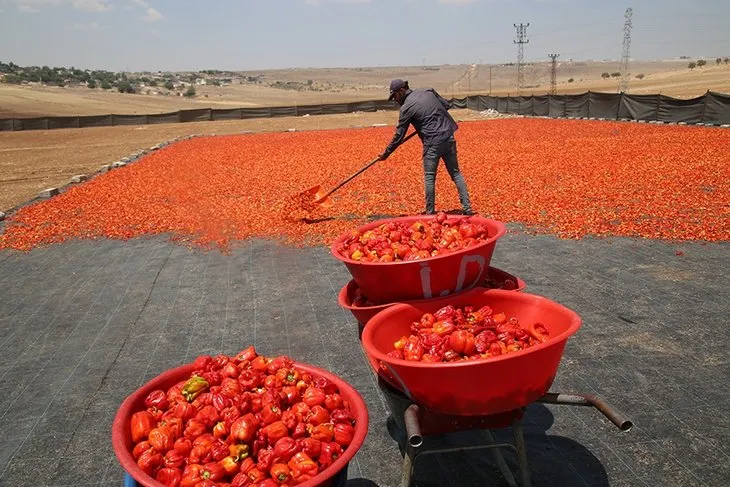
left=1, top=0, right=729, bottom=72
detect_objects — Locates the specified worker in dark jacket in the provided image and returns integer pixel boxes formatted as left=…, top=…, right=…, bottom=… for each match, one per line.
left=379, top=79, right=475, bottom=215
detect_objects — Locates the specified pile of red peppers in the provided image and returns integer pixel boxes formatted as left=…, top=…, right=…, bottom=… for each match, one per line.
left=129, top=348, right=356, bottom=486
left=386, top=304, right=549, bottom=363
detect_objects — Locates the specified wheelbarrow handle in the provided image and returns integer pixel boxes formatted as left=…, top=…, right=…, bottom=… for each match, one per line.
left=315, top=131, right=418, bottom=203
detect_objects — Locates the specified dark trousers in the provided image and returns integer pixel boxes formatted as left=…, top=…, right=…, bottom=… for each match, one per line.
left=422, top=136, right=473, bottom=214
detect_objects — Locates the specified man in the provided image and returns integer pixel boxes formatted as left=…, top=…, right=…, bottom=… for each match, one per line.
left=379, top=79, right=475, bottom=215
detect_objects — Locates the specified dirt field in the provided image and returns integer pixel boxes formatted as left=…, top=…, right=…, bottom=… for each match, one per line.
left=2, top=61, right=729, bottom=118
left=0, top=109, right=506, bottom=213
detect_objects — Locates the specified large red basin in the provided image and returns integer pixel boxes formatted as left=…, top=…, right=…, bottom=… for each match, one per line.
left=330, top=215, right=506, bottom=303
left=112, top=361, right=369, bottom=487
left=361, top=288, right=582, bottom=416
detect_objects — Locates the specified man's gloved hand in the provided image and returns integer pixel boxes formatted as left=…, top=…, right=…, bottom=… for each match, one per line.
left=378, top=151, right=390, bottom=161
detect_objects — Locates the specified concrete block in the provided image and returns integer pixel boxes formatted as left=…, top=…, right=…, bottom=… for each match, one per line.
left=70, top=175, right=88, bottom=184
left=286, top=128, right=296, bottom=132
left=99, top=164, right=112, bottom=173
left=112, top=161, right=127, bottom=168
left=39, top=188, right=59, bottom=198
left=120, top=157, right=132, bottom=163
left=0, top=211, right=5, bottom=221
left=372, top=123, right=387, bottom=127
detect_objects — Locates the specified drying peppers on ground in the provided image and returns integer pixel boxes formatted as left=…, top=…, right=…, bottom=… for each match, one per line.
left=1, top=119, right=727, bottom=252
left=129, top=348, right=357, bottom=486
left=386, top=303, right=549, bottom=364
left=335, top=212, right=491, bottom=263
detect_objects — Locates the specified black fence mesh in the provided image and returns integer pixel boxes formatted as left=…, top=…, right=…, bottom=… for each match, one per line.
left=2, top=91, right=729, bottom=132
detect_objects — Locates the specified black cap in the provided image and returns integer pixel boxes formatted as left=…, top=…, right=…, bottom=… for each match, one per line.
left=388, top=79, right=408, bottom=100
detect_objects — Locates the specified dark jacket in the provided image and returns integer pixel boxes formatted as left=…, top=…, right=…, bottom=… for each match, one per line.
left=383, top=88, right=458, bottom=156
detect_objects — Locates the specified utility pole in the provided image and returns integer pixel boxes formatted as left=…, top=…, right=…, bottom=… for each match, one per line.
left=619, top=7, right=633, bottom=93
left=489, top=65, right=493, bottom=95
left=514, top=22, right=529, bottom=93
left=549, top=53, right=559, bottom=95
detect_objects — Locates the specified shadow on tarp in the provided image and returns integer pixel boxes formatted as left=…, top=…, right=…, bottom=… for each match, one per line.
left=379, top=403, right=609, bottom=487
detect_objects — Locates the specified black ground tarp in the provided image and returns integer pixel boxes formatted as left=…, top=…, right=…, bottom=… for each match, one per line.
left=2, top=92, right=729, bottom=131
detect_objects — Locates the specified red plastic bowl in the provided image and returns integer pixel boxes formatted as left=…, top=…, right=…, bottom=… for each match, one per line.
left=338, top=266, right=526, bottom=328
left=330, top=215, right=506, bottom=303
left=360, top=287, right=582, bottom=416
left=112, top=362, right=369, bottom=487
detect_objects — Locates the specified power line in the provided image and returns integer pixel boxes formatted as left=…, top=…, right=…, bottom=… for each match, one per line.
left=619, top=7, right=633, bottom=93
left=549, top=53, right=559, bottom=95
left=514, top=22, right=529, bottom=92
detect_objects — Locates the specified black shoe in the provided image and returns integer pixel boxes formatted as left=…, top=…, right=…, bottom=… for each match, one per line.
left=463, top=209, right=476, bottom=216
left=424, top=211, right=436, bottom=215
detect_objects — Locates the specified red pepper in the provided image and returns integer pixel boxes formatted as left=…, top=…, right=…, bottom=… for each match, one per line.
left=313, top=376, right=338, bottom=395
left=287, top=452, right=319, bottom=481
left=220, top=455, right=240, bottom=476
left=212, top=421, right=228, bottom=439
left=529, top=322, right=550, bottom=343
left=307, top=405, right=330, bottom=426
left=235, top=345, right=258, bottom=363
left=132, top=440, right=152, bottom=461
left=192, top=355, right=213, bottom=370
left=432, top=319, right=456, bottom=336
left=173, top=402, right=197, bottom=422
left=256, top=447, right=276, bottom=472
left=333, top=422, right=355, bottom=447
left=273, top=436, right=300, bottom=462
left=403, top=337, right=424, bottom=361
left=181, top=376, right=209, bottom=402
left=145, top=390, right=170, bottom=411
left=163, top=449, right=185, bottom=469
left=210, top=438, right=229, bottom=461
left=299, top=438, right=321, bottom=459
left=275, top=367, right=301, bottom=387
left=263, top=420, right=289, bottom=444
left=270, top=463, right=291, bottom=484
left=318, top=442, right=342, bottom=469
left=156, top=467, right=182, bottom=487
left=184, top=418, right=207, bottom=440
left=181, top=463, right=224, bottom=487
left=220, top=405, right=242, bottom=427
left=291, top=421, right=307, bottom=439
left=255, top=479, right=280, bottom=487
left=130, top=410, right=156, bottom=443
left=196, top=405, right=221, bottom=428
left=302, top=387, right=326, bottom=407
left=281, top=410, right=298, bottom=431
left=158, top=416, right=183, bottom=440
left=201, top=370, right=222, bottom=387
left=434, top=305, right=456, bottom=321
left=309, top=423, right=334, bottom=442
left=264, top=374, right=282, bottom=390
left=267, top=355, right=293, bottom=375
left=331, top=409, right=355, bottom=425
left=137, top=448, right=163, bottom=477
left=247, top=467, right=267, bottom=484
left=260, top=403, right=282, bottom=425
left=324, top=393, right=343, bottom=411
left=231, top=413, right=260, bottom=443
left=281, top=386, right=301, bottom=405
left=173, top=437, right=193, bottom=457
left=251, top=356, right=271, bottom=373
left=449, top=330, right=476, bottom=356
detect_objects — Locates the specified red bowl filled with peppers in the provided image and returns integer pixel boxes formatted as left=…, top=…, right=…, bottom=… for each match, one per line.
left=331, top=213, right=507, bottom=304
left=112, top=348, right=368, bottom=487
left=361, top=288, right=582, bottom=416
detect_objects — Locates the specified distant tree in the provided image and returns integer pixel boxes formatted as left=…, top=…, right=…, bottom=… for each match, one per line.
left=87, top=79, right=97, bottom=89
left=697, top=59, right=707, bottom=68
left=725, top=57, right=730, bottom=64
left=610, top=72, right=621, bottom=78
left=184, top=86, right=196, bottom=97
left=688, top=62, right=696, bottom=70
left=601, top=72, right=610, bottom=79
left=717, top=58, right=723, bottom=66
left=568, top=78, right=574, bottom=83
left=164, top=80, right=174, bottom=90
left=635, top=73, right=645, bottom=80
left=117, top=80, right=135, bottom=93
left=149, top=80, right=158, bottom=87
left=100, top=80, right=112, bottom=90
